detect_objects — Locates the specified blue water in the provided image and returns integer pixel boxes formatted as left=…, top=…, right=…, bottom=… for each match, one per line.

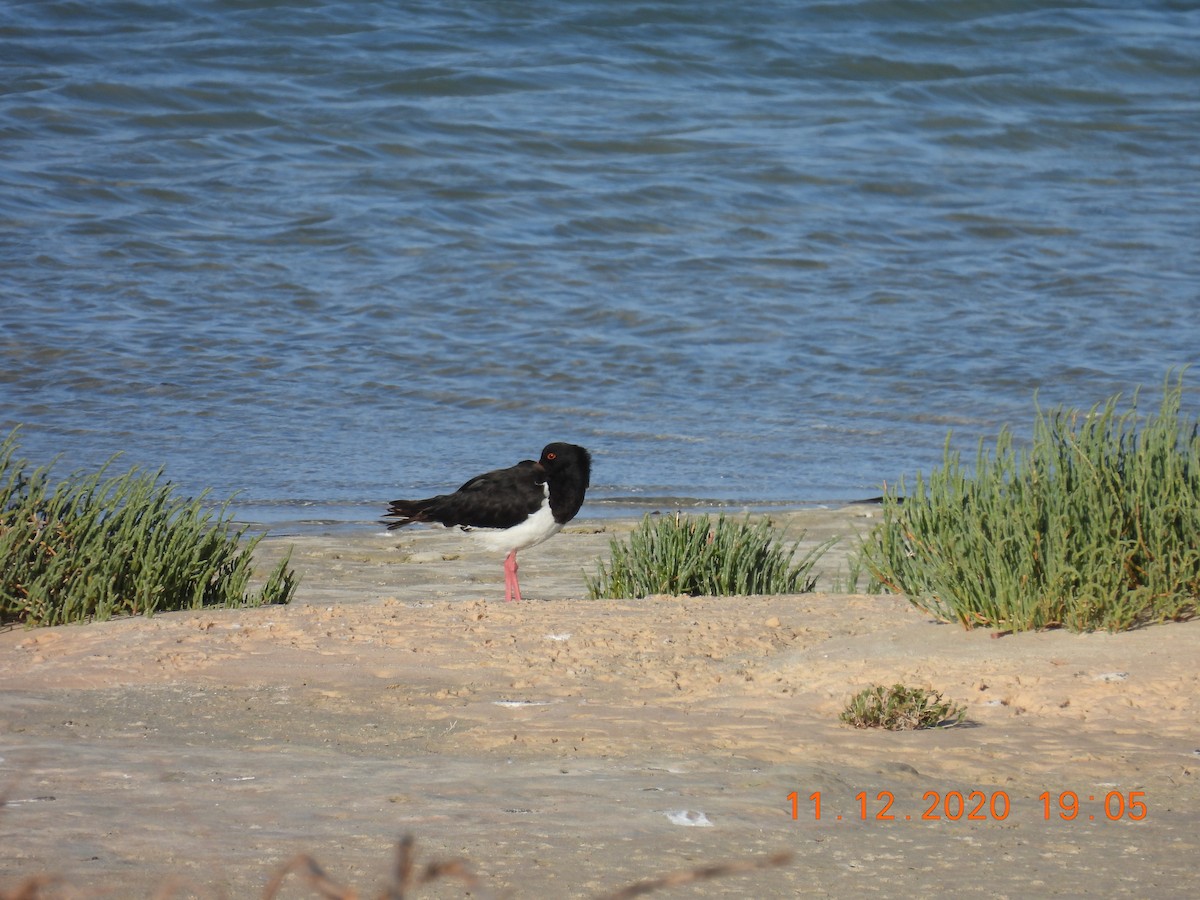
left=2, top=1, right=1198, bottom=529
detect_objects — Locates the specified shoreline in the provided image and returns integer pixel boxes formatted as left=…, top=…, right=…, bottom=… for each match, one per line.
left=228, top=497, right=887, bottom=537
left=245, top=506, right=884, bottom=607
left=2, top=506, right=1197, bottom=897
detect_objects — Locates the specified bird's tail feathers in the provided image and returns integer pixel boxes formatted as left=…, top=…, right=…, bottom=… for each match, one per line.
left=382, top=499, right=432, bottom=530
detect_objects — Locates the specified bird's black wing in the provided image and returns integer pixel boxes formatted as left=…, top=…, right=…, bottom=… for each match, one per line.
left=384, top=460, right=545, bottom=530
left=445, top=460, right=546, bottom=528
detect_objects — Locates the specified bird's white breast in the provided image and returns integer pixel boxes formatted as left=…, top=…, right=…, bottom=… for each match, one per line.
left=473, top=493, right=562, bottom=554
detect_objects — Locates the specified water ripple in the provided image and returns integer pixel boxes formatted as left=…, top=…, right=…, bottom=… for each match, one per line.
left=1, top=0, right=1197, bottom=516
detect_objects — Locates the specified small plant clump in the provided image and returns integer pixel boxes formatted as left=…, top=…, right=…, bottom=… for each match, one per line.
left=840, top=683, right=966, bottom=730
left=586, top=512, right=835, bottom=599
left=1, top=430, right=298, bottom=626
left=858, top=374, right=1200, bottom=633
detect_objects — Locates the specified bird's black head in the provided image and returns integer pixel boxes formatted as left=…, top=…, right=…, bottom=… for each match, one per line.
left=538, top=442, right=591, bottom=488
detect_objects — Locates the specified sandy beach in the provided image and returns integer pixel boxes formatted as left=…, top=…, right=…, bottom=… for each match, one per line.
left=2, top=506, right=1197, bottom=897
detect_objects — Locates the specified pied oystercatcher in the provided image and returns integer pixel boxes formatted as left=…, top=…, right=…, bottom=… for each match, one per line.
left=383, top=442, right=592, bottom=602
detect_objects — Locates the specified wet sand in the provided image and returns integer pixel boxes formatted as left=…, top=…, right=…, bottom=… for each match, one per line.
left=2, top=506, right=1197, bottom=897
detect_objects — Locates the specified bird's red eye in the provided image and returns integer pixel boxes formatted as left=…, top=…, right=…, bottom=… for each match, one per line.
left=546, top=452, right=557, bottom=460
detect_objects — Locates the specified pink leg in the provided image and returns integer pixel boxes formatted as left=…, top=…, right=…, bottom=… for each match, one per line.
left=503, top=551, right=522, bottom=602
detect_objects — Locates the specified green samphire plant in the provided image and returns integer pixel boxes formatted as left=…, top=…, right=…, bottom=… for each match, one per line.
left=1, top=430, right=298, bottom=626
left=840, top=683, right=966, bottom=730
left=859, top=373, right=1200, bottom=633
left=587, top=512, right=834, bottom=599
